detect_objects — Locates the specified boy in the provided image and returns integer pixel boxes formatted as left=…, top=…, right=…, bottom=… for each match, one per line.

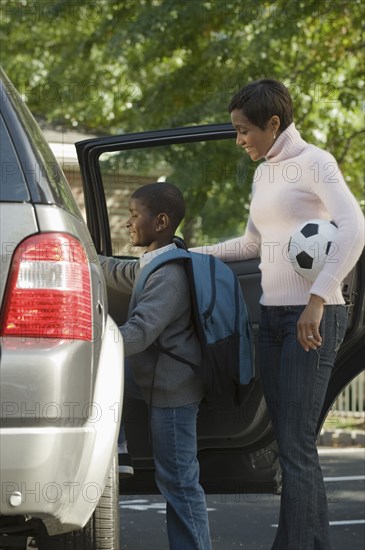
left=99, top=182, right=212, bottom=550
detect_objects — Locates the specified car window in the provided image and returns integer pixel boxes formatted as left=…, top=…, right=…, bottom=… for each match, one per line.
left=0, top=115, right=30, bottom=201
left=98, top=138, right=254, bottom=256
left=1, top=73, right=82, bottom=218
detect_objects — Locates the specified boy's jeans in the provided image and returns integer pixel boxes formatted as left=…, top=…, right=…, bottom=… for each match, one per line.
left=259, top=304, right=347, bottom=550
left=121, top=363, right=212, bottom=550
left=151, top=403, right=212, bottom=550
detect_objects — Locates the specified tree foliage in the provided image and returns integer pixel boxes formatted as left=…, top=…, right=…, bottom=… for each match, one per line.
left=1, top=0, right=364, bottom=239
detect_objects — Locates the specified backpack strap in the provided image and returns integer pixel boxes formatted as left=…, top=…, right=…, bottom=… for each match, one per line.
left=134, top=248, right=191, bottom=300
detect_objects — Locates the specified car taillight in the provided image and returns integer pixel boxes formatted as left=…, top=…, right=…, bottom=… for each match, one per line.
left=0, top=233, right=92, bottom=341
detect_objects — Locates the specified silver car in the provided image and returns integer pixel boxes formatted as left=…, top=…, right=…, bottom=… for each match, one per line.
left=0, top=68, right=123, bottom=549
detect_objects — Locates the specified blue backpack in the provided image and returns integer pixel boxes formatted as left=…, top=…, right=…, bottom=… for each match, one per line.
left=134, top=242, right=255, bottom=406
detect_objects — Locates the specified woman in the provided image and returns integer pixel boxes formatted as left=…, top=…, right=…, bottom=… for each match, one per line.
left=198, top=79, right=364, bottom=549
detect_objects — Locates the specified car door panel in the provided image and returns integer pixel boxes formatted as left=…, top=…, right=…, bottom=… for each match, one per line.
left=76, top=125, right=365, bottom=495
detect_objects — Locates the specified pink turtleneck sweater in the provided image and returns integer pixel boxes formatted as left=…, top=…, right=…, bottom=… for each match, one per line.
left=202, top=123, right=365, bottom=305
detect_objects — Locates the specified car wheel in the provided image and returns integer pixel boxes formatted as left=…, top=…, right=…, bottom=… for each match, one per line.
left=37, top=453, right=120, bottom=550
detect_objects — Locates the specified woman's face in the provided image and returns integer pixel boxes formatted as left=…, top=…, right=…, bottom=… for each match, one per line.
left=231, top=109, right=277, bottom=161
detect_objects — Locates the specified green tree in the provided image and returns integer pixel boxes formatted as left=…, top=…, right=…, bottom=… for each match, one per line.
left=1, top=0, right=364, bottom=240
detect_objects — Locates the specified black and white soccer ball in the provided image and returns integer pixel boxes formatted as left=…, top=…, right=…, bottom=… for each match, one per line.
left=288, top=219, right=338, bottom=281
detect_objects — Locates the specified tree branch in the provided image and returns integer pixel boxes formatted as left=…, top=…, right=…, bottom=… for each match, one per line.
left=338, top=129, right=365, bottom=164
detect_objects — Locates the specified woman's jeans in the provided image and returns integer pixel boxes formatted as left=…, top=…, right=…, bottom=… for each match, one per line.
left=259, top=304, right=347, bottom=550
left=121, top=363, right=212, bottom=550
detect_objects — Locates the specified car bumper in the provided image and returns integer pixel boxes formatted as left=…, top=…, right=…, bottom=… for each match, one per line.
left=0, top=316, right=124, bottom=535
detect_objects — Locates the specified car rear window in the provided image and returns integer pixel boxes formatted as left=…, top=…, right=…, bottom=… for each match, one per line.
left=0, top=115, right=30, bottom=201
left=1, top=73, right=82, bottom=218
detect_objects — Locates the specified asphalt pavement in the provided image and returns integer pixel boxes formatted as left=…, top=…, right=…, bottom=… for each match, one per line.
left=119, top=447, right=365, bottom=550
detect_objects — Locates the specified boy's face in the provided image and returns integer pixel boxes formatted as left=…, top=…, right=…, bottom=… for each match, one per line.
left=126, top=198, right=161, bottom=250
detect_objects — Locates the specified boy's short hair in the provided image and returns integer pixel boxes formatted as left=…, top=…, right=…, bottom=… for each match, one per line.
left=228, top=79, right=293, bottom=131
left=131, top=182, right=185, bottom=232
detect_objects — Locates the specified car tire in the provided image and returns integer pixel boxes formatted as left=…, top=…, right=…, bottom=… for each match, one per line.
left=37, top=453, right=120, bottom=550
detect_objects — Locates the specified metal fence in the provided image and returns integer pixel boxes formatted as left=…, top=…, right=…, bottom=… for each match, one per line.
left=333, top=371, right=365, bottom=414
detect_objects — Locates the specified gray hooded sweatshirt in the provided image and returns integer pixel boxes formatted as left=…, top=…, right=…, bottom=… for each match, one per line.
left=99, top=254, right=204, bottom=407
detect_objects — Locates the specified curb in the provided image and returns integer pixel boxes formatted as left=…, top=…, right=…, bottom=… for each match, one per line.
left=318, top=429, right=365, bottom=447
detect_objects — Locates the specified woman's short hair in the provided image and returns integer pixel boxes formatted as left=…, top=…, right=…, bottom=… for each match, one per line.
left=131, top=182, right=185, bottom=232
left=228, top=79, right=293, bottom=131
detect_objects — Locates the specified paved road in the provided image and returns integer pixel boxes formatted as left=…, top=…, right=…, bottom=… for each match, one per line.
left=119, top=447, right=365, bottom=550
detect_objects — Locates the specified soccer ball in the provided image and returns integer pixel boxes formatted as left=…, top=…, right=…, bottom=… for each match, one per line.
left=288, top=219, right=338, bottom=281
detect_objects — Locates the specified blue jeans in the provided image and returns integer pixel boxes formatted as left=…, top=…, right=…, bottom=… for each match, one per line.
left=121, top=363, right=212, bottom=550
left=151, top=403, right=212, bottom=550
left=259, top=304, right=347, bottom=550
